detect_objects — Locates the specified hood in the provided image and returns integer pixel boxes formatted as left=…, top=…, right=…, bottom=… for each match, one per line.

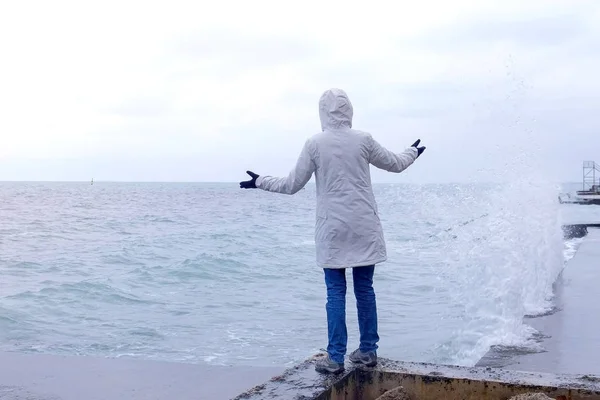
left=318, top=88, right=353, bottom=131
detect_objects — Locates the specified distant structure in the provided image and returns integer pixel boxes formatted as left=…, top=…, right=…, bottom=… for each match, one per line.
left=580, top=161, right=600, bottom=194
left=559, top=161, right=600, bottom=205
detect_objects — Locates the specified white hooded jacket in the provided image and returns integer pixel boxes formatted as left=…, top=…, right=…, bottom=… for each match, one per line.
left=256, top=88, right=418, bottom=269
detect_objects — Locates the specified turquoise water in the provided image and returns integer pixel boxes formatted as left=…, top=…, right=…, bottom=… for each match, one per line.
left=0, top=181, right=593, bottom=368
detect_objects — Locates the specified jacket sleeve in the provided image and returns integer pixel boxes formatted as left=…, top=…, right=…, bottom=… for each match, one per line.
left=367, top=135, right=418, bottom=173
left=256, top=140, right=316, bottom=195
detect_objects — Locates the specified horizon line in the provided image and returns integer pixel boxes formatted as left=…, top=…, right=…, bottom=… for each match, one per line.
left=0, top=180, right=582, bottom=185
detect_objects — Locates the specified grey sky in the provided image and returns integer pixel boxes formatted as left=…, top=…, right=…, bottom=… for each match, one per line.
left=0, top=0, right=599, bottom=183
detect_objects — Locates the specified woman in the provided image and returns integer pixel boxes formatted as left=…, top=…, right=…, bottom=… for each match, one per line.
left=240, top=88, right=426, bottom=373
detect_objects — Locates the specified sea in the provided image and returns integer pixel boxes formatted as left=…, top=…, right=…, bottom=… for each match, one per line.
left=1, top=180, right=599, bottom=369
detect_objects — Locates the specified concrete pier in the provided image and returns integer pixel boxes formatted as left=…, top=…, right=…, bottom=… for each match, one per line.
left=232, top=354, right=600, bottom=399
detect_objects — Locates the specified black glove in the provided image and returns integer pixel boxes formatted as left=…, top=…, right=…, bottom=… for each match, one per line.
left=240, top=171, right=259, bottom=189
left=411, top=139, right=426, bottom=158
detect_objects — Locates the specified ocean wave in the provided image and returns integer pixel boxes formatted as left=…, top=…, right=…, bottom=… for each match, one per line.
left=5, top=281, right=162, bottom=307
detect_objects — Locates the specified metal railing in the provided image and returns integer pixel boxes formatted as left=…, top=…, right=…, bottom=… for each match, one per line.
left=582, top=161, right=600, bottom=192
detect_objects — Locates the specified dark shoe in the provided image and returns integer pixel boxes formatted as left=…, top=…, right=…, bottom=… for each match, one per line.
left=315, top=355, right=344, bottom=374
left=349, top=349, right=377, bottom=367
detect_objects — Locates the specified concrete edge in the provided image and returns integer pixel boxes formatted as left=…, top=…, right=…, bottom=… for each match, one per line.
left=232, top=353, right=600, bottom=399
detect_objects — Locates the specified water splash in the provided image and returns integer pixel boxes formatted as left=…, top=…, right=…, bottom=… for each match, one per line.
left=424, top=56, right=567, bottom=365
left=428, top=178, right=564, bottom=366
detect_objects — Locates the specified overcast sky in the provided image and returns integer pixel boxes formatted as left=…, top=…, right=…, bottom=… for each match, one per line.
left=1, top=0, right=599, bottom=183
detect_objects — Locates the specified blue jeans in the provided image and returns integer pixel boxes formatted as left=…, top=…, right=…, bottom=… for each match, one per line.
left=323, top=266, right=379, bottom=364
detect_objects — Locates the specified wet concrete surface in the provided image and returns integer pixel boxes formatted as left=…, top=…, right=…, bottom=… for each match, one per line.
left=479, top=228, right=600, bottom=376
left=0, top=352, right=282, bottom=400
left=562, top=224, right=589, bottom=239
left=561, top=223, right=600, bottom=239
left=377, top=358, right=600, bottom=391
left=234, top=353, right=600, bottom=399
left=232, top=353, right=344, bottom=400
